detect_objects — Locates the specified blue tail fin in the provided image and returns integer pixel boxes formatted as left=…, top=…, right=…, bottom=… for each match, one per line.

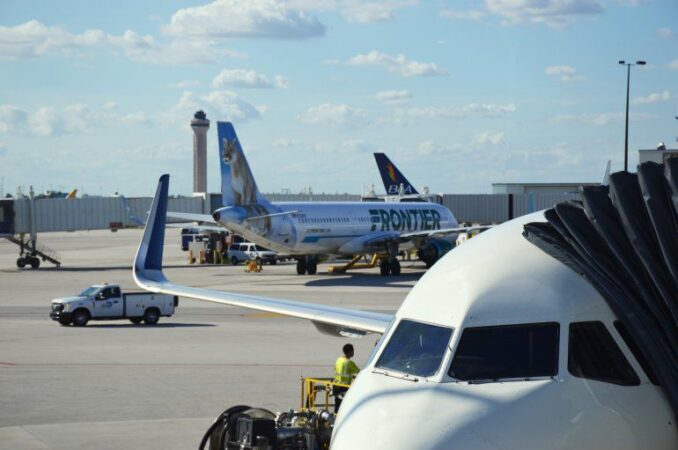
left=217, top=122, right=266, bottom=206
left=374, top=153, right=419, bottom=195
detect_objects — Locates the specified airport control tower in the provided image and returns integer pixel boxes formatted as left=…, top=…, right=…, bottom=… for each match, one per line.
left=191, top=110, right=210, bottom=194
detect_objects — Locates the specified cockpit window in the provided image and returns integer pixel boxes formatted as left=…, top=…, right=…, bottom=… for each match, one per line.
left=448, top=322, right=559, bottom=382
left=375, top=319, right=453, bottom=378
left=568, top=321, right=639, bottom=386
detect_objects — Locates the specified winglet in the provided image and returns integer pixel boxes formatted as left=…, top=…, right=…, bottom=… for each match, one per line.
left=601, top=160, right=611, bottom=186
left=133, top=174, right=169, bottom=286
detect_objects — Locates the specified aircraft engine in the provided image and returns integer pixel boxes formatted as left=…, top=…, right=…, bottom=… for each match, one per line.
left=417, top=238, right=454, bottom=268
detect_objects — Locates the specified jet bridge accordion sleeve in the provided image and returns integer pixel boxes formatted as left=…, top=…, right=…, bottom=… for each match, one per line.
left=523, top=158, right=678, bottom=419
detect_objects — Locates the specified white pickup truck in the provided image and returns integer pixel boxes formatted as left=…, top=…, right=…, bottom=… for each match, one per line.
left=50, top=284, right=178, bottom=326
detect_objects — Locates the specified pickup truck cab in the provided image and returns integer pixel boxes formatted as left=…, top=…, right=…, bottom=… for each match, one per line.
left=228, top=243, right=277, bottom=265
left=50, top=284, right=178, bottom=326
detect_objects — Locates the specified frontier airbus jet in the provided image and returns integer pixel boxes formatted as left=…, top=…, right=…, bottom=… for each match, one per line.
left=171, top=122, right=485, bottom=275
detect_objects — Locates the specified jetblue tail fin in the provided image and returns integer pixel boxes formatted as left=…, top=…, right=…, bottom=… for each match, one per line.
left=374, top=153, right=419, bottom=195
left=217, top=122, right=266, bottom=206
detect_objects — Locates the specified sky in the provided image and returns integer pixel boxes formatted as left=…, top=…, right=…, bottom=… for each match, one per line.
left=0, top=0, right=676, bottom=197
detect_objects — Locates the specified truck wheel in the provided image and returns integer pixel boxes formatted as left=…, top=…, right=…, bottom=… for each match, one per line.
left=231, top=256, right=239, bottom=265
left=30, top=257, right=40, bottom=269
left=129, top=318, right=143, bottom=325
left=143, top=308, right=160, bottom=325
left=16, top=257, right=26, bottom=268
left=58, top=316, right=71, bottom=326
left=72, top=309, right=90, bottom=327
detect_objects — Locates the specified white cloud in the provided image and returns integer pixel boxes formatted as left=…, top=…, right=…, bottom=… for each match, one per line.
left=121, top=111, right=153, bottom=125
left=164, top=0, right=325, bottom=40
left=347, top=51, right=447, bottom=77
left=212, top=69, right=288, bottom=89
left=417, top=140, right=449, bottom=156
left=473, top=131, right=505, bottom=145
left=632, top=90, right=674, bottom=105
left=485, top=0, right=604, bottom=29
left=168, top=80, right=201, bottom=89
left=0, top=102, right=157, bottom=137
left=0, top=105, right=30, bottom=134
left=172, top=90, right=262, bottom=123
left=669, top=60, right=678, bottom=70
left=553, top=112, right=652, bottom=126
left=544, top=65, right=585, bottom=82
left=389, top=103, right=516, bottom=124
left=290, top=1, right=417, bottom=24
left=0, top=20, right=232, bottom=64
left=440, top=9, right=487, bottom=20
left=373, top=90, right=412, bottom=104
left=298, top=103, right=368, bottom=126
left=657, top=28, right=673, bottom=38
left=273, top=138, right=299, bottom=148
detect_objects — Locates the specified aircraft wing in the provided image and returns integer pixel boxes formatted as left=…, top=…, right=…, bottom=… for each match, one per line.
left=133, top=175, right=392, bottom=336
left=398, top=225, right=493, bottom=241
left=166, top=211, right=216, bottom=223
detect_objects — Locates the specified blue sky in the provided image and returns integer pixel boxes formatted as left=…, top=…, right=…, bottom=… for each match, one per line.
left=0, top=0, right=676, bottom=196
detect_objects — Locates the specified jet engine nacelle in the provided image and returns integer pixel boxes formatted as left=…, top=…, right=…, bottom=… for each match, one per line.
left=417, top=238, right=454, bottom=268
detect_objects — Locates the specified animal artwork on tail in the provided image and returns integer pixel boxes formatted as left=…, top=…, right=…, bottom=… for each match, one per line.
left=222, top=137, right=258, bottom=206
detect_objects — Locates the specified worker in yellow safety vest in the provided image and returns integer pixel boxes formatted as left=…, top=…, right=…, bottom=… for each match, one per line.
left=333, top=343, right=360, bottom=412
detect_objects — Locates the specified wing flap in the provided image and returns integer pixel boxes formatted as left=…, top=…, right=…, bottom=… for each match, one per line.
left=134, top=175, right=392, bottom=336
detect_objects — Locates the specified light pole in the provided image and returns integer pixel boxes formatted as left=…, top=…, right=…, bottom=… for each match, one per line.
left=619, top=60, right=646, bottom=171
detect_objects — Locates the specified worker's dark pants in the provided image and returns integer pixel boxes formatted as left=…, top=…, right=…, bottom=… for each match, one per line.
left=334, top=386, right=348, bottom=413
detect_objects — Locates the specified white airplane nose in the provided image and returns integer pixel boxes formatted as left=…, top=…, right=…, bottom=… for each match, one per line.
left=330, top=380, right=501, bottom=450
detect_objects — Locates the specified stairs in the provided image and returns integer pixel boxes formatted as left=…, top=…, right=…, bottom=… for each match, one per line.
left=3, top=235, right=61, bottom=268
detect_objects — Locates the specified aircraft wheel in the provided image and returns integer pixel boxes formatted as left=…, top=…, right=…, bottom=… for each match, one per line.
left=30, top=257, right=40, bottom=269
left=390, top=259, right=401, bottom=276
left=379, top=260, right=391, bottom=276
left=307, top=260, right=318, bottom=275
left=296, top=258, right=307, bottom=275
left=16, top=257, right=26, bottom=268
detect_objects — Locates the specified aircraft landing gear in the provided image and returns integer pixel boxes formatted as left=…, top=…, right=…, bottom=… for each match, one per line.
left=380, top=242, right=401, bottom=276
left=296, top=256, right=318, bottom=275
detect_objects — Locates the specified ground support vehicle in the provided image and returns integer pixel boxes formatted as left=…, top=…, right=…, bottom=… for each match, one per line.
left=50, top=284, right=177, bottom=326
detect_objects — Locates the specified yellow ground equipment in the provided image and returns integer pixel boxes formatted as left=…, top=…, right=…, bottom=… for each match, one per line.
left=327, top=253, right=382, bottom=273
left=245, top=259, right=263, bottom=273
left=300, top=377, right=350, bottom=412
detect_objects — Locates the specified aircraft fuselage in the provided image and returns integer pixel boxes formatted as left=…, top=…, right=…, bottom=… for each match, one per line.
left=213, top=201, right=457, bottom=256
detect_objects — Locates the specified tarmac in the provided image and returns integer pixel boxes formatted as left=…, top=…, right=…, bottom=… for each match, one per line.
left=0, top=229, right=422, bottom=449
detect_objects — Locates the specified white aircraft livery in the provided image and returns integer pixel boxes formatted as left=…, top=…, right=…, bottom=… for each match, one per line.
left=173, top=122, right=481, bottom=275
left=136, top=172, right=676, bottom=450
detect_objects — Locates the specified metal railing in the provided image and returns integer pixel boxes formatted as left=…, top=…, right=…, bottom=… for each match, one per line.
left=300, top=377, right=350, bottom=412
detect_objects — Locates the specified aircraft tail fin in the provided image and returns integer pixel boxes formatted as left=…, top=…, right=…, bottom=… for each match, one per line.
left=217, top=122, right=266, bottom=206
left=374, top=153, right=419, bottom=195
left=602, top=160, right=611, bottom=186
